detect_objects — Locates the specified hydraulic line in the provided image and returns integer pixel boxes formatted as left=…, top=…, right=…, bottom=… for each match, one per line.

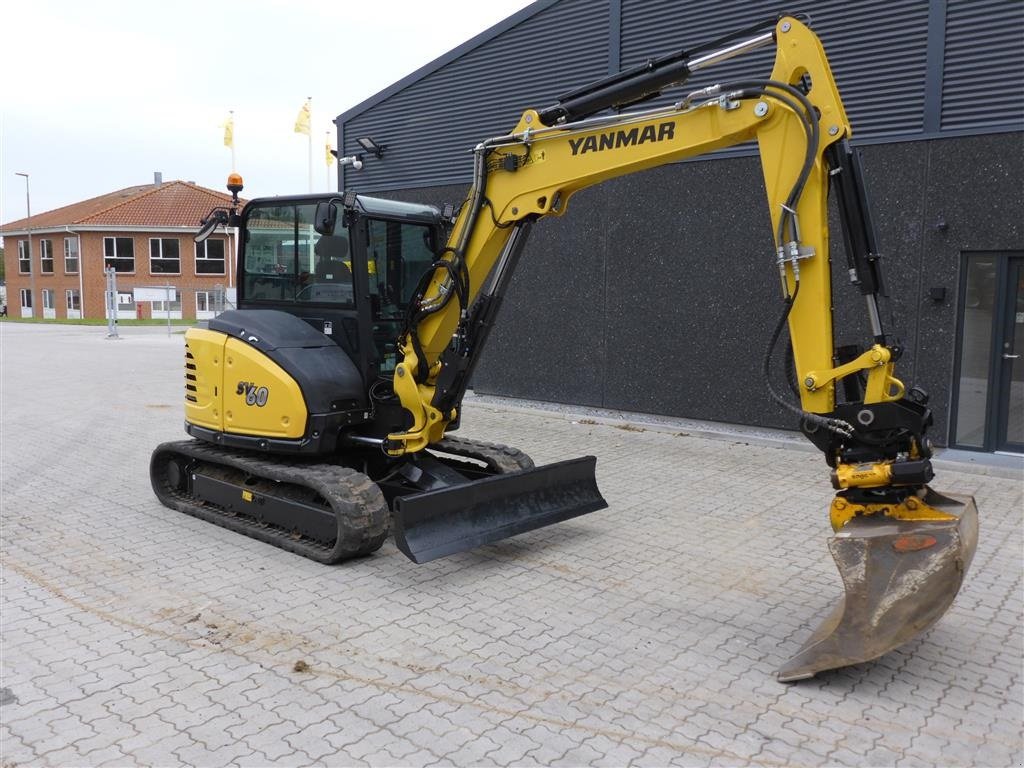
left=718, top=78, right=845, bottom=433
left=404, top=147, right=492, bottom=382
left=718, top=78, right=820, bottom=244
left=763, top=281, right=853, bottom=437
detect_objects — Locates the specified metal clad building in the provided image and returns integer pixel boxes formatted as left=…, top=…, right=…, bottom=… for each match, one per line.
left=337, top=0, right=1024, bottom=453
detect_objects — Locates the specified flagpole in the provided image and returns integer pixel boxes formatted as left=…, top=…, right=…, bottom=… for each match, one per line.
left=230, top=110, right=236, bottom=171
left=294, top=98, right=313, bottom=189
left=326, top=131, right=331, bottom=190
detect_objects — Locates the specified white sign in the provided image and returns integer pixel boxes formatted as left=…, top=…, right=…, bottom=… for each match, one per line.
left=133, top=287, right=175, bottom=302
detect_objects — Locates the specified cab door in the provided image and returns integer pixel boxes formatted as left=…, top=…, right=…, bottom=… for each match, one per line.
left=238, top=198, right=365, bottom=373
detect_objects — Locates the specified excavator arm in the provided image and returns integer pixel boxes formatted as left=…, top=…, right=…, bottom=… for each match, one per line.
left=389, top=14, right=978, bottom=681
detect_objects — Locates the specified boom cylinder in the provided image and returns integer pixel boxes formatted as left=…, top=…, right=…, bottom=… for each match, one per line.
left=688, top=31, right=775, bottom=71
left=537, top=17, right=781, bottom=126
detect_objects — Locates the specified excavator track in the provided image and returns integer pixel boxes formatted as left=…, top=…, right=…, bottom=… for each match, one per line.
left=150, top=440, right=389, bottom=564
left=430, top=435, right=535, bottom=474
left=150, top=436, right=534, bottom=565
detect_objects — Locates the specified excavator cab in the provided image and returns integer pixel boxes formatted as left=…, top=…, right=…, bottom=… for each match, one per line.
left=236, top=194, right=441, bottom=386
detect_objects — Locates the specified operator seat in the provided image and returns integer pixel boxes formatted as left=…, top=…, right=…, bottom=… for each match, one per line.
left=314, top=235, right=351, bottom=282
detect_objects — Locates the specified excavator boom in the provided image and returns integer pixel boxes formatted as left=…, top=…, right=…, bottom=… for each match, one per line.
left=385, top=14, right=978, bottom=679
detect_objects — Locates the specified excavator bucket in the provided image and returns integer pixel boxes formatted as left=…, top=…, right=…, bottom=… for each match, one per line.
left=391, top=456, right=607, bottom=563
left=777, top=489, right=978, bottom=682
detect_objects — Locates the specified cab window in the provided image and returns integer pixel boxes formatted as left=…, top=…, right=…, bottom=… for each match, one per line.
left=365, top=218, right=436, bottom=319
left=363, top=218, right=437, bottom=374
left=242, top=202, right=354, bottom=306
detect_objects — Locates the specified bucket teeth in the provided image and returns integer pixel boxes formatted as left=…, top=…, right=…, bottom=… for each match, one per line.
left=777, top=490, right=978, bottom=682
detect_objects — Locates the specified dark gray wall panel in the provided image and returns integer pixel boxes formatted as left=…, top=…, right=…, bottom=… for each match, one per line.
left=341, top=0, right=608, bottom=193
left=941, top=0, right=1024, bottom=132
left=599, top=159, right=790, bottom=427
left=469, top=190, right=609, bottom=407
left=619, top=0, right=929, bottom=140
left=915, top=133, right=1024, bottom=443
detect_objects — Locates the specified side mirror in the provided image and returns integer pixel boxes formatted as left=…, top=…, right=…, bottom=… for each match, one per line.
left=195, top=209, right=229, bottom=243
left=314, top=202, right=338, bottom=235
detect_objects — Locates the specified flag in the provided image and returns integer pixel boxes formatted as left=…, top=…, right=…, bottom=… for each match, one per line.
left=325, top=137, right=335, bottom=167
left=294, top=100, right=311, bottom=135
left=223, top=113, right=234, bottom=148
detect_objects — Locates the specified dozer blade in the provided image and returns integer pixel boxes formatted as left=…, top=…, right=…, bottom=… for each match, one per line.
left=777, top=490, right=978, bottom=682
left=392, top=456, right=607, bottom=563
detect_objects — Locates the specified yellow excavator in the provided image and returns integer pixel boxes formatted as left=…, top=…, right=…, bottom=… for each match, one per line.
left=151, top=14, right=977, bottom=681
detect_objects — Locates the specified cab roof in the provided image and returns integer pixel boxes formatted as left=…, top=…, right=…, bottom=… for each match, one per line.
left=245, top=193, right=442, bottom=226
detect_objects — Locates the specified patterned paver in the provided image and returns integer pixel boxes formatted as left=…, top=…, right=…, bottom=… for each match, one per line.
left=1, top=322, right=1021, bottom=767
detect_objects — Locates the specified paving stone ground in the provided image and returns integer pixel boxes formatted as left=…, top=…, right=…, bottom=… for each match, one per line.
left=1, top=322, right=1021, bottom=767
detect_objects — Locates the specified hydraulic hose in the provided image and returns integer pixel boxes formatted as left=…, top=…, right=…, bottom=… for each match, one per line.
left=726, top=78, right=848, bottom=436
left=720, top=79, right=820, bottom=245
left=403, top=148, right=488, bottom=382
left=762, top=281, right=854, bottom=438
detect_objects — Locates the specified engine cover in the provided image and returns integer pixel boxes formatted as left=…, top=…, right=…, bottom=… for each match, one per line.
left=184, top=310, right=368, bottom=449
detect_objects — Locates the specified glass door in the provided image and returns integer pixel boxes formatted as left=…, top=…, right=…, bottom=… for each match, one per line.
left=952, top=252, right=1024, bottom=453
left=995, top=257, right=1023, bottom=452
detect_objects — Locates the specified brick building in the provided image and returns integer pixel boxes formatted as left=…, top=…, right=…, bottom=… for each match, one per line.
left=0, top=176, right=241, bottom=320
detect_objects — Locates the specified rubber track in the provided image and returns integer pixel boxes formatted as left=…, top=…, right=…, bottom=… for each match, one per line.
left=151, top=436, right=533, bottom=565
left=431, top=435, right=535, bottom=474
left=150, top=440, right=389, bottom=564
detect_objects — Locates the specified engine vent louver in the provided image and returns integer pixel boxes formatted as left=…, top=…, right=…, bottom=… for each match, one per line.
left=185, top=346, right=198, bottom=403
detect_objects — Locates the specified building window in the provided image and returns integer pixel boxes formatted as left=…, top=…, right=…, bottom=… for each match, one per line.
left=195, top=239, right=226, bottom=274
left=106, top=292, right=135, bottom=320
left=66, top=288, right=81, bottom=312
left=20, top=288, right=33, bottom=317
left=195, top=289, right=225, bottom=319
left=152, top=290, right=182, bottom=319
left=40, top=239, right=54, bottom=273
left=64, top=237, right=79, bottom=273
left=18, top=240, right=30, bottom=274
left=40, top=288, right=56, bottom=319
left=104, top=236, right=135, bottom=273
left=150, top=237, right=181, bottom=274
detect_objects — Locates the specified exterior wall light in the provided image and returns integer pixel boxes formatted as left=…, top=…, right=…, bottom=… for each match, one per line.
left=356, top=137, right=387, bottom=159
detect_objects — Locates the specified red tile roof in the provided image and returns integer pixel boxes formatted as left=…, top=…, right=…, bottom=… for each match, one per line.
left=0, top=181, right=245, bottom=233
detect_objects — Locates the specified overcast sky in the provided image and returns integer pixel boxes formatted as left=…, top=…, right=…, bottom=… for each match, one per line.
left=0, top=0, right=537, bottom=229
